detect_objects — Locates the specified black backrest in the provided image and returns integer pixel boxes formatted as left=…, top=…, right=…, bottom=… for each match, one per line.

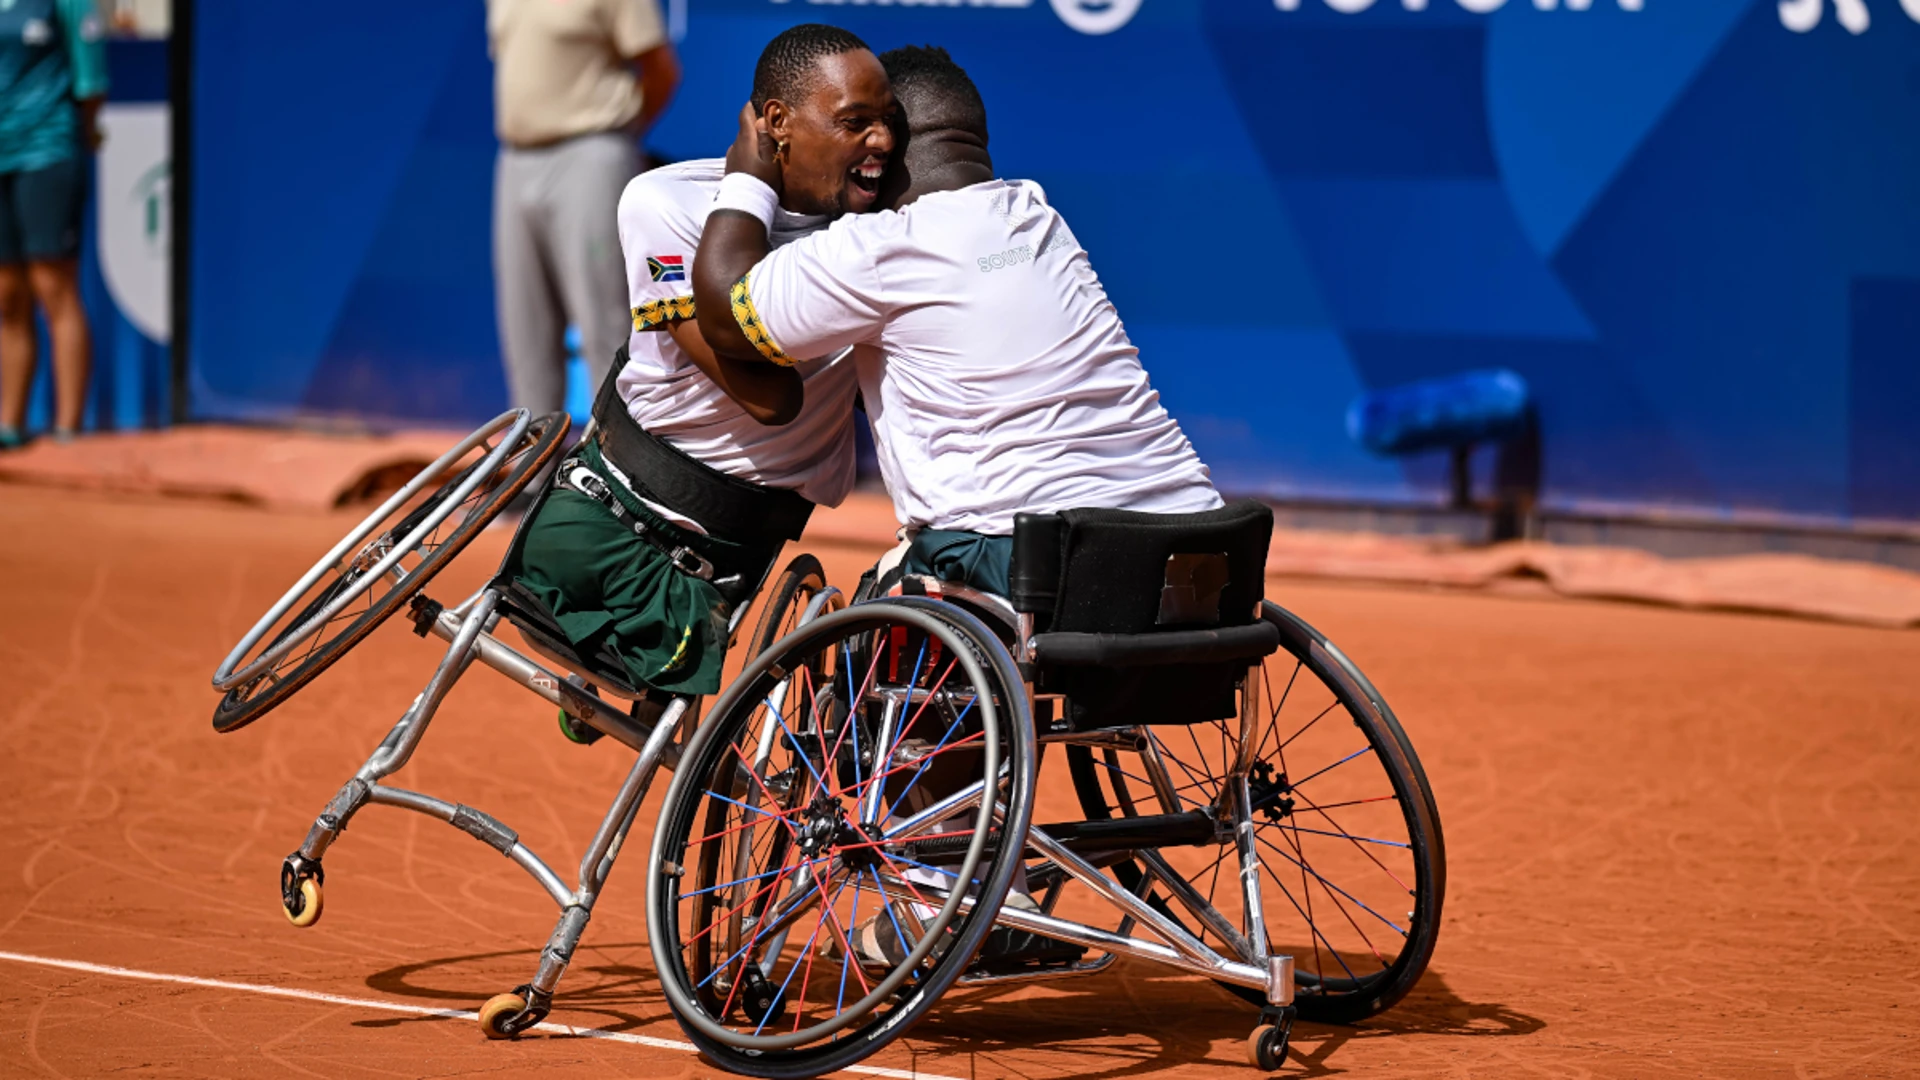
left=1012, top=500, right=1273, bottom=634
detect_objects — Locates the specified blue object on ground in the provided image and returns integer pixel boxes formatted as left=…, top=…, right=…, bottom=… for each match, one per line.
left=1347, top=369, right=1532, bottom=457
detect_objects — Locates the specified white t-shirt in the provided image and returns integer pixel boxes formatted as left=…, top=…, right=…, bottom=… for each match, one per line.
left=615, top=159, right=858, bottom=508
left=733, top=179, right=1222, bottom=535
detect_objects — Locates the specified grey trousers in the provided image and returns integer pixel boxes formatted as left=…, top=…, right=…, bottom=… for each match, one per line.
left=493, top=133, right=640, bottom=415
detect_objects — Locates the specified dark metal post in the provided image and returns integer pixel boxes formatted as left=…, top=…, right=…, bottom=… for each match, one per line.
left=1447, top=443, right=1473, bottom=510
left=167, top=0, right=192, bottom=424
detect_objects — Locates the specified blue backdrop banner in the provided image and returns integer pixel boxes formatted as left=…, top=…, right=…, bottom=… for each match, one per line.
left=188, top=0, right=1920, bottom=522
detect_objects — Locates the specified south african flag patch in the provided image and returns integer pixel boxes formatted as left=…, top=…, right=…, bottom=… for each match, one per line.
left=648, top=255, right=687, bottom=283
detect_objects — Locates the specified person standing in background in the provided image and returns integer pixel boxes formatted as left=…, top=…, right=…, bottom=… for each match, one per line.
left=0, top=0, right=105, bottom=450
left=487, top=0, right=681, bottom=420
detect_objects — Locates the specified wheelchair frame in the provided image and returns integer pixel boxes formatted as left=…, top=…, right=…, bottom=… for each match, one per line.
left=212, top=412, right=849, bottom=1037
left=647, top=572, right=1441, bottom=1075
left=884, top=585, right=1302, bottom=1005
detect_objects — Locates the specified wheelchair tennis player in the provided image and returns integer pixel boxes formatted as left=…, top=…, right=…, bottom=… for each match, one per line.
left=504, top=24, right=893, bottom=717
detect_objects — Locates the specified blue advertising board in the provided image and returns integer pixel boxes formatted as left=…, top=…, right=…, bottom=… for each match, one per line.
left=188, top=0, right=1920, bottom=521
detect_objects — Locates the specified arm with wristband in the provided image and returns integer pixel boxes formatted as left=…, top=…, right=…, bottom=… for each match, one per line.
left=695, top=104, right=892, bottom=370
left=692, top=105, right=785, bottom=366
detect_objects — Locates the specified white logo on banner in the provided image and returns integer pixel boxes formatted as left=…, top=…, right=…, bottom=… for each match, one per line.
left=1275, top=0, right=1641, bottom=11
left=97, top=104, right=171, bottom=344
left=1049, top=0, right=1144, bottom=33
left=1779, top=0, right=1920, bottom=33
left=1272, top=0, right=1917, bottom=29
left=790, top=0, right=1140, bottom=35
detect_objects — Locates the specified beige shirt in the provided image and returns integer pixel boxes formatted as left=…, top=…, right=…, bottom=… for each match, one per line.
left=487, top=0, right=666, bottom=147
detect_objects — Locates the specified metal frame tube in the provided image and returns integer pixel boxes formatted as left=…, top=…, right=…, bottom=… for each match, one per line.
left=1231, top=776, right=1271, bottom=964
left=362, top=590, right=498, bottom=780
left=363, top=784, right=573, bottom=909
left=579, top=698, right=689, bottom=897
left=1138, top=848, right=1254, bottom=963
left=1022, top=826, right=1218, bottom=969
left=869, top=874, right=1271, bottom=994
left=423, top=604, right=658, bottom=753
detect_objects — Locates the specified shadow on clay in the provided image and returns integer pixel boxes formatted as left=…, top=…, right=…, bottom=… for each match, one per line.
left=354, top=946, right=1542, bottom=1080
left=356, top=942, right=662, bottom=1034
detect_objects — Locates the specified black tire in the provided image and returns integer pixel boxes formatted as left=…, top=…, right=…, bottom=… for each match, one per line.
left=212, top=412, right=568, bottom=733
left=743, top=553, right=829, bottom=660
left=1068, top=600, right=1444, bottom=1024
left=648, top=599, right=1036, bottom=1079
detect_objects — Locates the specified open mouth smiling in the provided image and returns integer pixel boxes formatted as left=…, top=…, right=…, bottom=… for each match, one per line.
left=849, top=157, right=885, bottom=199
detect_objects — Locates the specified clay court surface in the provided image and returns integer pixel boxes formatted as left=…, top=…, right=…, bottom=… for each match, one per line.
left=2, top=484, right=1916, bottom=1079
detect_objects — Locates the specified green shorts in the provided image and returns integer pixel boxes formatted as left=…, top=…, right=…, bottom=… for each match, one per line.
left=509, top=442, right=775, bottom=696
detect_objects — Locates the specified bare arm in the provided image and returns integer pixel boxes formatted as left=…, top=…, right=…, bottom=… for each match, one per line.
left=661, top=317, right=802, bottom=426
left=631, top=42, right=681, bottom=133
left=692, top=105, right=782, bottom=365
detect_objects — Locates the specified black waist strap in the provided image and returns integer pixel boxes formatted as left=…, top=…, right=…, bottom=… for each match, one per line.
left=591, top=351, right=815, bottom=547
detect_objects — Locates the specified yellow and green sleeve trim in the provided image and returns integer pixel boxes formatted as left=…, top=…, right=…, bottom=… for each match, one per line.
left=632, top=295, right=697, bottom=331
left=728, top=275, right=796, bottom=367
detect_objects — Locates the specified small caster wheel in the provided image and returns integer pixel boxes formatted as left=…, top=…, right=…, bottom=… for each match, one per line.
left=1246, top=1022, right=1289, bottom=1072
left=283, top=877, right=324, bottom=928
left=478, top=992, right=527, bottom=1040
left=280, top=855, right=325, bottom=928
left=737, top=967, right=786, bottom=1029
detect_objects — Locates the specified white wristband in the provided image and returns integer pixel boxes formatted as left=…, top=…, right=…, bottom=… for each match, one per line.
left=711, top=173, right=779, bottom=227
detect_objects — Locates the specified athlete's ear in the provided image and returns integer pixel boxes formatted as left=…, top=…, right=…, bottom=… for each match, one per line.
left=761, top=99, right=793, bottom=151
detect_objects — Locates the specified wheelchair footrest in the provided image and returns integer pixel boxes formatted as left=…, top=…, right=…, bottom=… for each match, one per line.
left=967, top=926, right=1089, bottom=978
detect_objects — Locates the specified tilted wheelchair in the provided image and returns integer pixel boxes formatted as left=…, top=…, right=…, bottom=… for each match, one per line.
left=209, top=408, right=850, bottom=1038
left=645, top=499, right=1446, bottom=1077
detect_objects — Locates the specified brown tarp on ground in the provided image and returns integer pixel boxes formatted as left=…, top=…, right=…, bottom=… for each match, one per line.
left=0, top=425, right=468, bottom=512
left=5, top=425, right=1917, bottom=628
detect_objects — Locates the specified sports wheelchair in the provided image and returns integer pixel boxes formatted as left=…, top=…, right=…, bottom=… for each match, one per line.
left=646, top=499, right=1445, bottom=1077
left=210, top=409, right=849, bottom=1038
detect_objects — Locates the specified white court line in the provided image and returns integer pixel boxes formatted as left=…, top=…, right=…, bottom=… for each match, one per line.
left=0, top=950, right=958, bottom=1080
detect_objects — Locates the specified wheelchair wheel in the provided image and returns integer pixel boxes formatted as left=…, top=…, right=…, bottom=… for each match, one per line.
left=1068, top=600, right=1444, bottom=1024
left=741, top=553, right=836, bottom=658
left=210, top=410, right=568, bottom=733
left=649, top=599, right=1036, bottom=1079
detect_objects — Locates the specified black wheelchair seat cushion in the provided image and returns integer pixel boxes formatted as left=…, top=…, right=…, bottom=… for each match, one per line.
left=1046, top=499, right=1273, bottom=634
left=1012, top=499, right=1276, bottom=731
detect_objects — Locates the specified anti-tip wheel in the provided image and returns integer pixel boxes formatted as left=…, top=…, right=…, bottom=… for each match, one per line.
left=283, top=877, right=323, bottom=928
left=478, top=993, right=529, bottom=1040
left=1246, top=1023, right=1288, bottom=1072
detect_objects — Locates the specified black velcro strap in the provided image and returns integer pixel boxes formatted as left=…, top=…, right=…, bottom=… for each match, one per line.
left=591, top=352, right=814, bottom=546
left=1031, top=621, right=1281, bottom=668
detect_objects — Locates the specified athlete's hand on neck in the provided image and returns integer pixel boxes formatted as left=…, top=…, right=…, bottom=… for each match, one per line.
left=725, top=103, right=783, bottom=195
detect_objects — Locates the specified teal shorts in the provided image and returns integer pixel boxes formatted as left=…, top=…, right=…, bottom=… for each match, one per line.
left=0, top=155, right=85, bottom=263
left=902, top=529, right=1013, bottom=597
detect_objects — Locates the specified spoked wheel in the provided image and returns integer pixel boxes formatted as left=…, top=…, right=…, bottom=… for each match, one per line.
left=649, top=599, right=1036, bottom=1079
left=210, top=410, right=569, bottom=733
left=1067, top=600, right=1444, bottom=1023
left=742, top=553, right=839, bottom=658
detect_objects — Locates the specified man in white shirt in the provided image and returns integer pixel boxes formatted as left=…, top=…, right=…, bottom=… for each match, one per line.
left=692, top=45, right=1222, bottom=598
left=687, top=45, right=1223, bottom=975
left=507, top=25, right=895, bottom=713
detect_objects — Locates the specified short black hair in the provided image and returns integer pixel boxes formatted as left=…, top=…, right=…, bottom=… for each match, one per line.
left=752, top=24, right=871, bottom=113
left=879, top=45, right=988, bottom=144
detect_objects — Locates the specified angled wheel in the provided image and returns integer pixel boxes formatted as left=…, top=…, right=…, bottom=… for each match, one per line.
left=1068, top=600, right=1444, bottom=1024
left=211, top=411, right=568, bottom=733
left=742, top=553, right=837, bottom=659
left=649, top=599, right=1036, bottom=1079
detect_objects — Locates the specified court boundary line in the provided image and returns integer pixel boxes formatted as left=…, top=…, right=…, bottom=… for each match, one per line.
left=0, top=949, right=958, bottom=1080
